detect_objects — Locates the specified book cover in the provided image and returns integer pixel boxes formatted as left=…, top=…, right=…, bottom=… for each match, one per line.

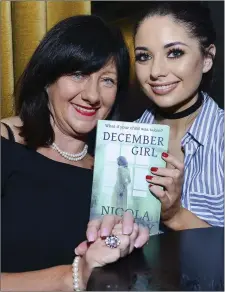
left=90, top=120, right=170, bottom=235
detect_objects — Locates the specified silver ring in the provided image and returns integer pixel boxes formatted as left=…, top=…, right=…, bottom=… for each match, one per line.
left=105, top=235, right=121, bottom=248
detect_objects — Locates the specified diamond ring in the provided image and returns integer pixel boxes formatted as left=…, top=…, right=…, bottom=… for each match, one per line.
left=105, top=235, right=121, bottom=248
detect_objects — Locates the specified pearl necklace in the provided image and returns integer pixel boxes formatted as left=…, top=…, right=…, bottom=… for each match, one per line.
left=51, top=142, right=88, bottom=161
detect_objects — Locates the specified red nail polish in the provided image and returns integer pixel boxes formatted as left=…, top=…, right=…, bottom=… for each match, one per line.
left=146, top=175, right=153, bottom=180
left=151, top=167, right=158, bottom=172
left=162, top=152, right=168, bottom=158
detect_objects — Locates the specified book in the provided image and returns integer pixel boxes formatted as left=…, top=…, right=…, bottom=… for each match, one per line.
left=90, top=120, right=170, bottom=235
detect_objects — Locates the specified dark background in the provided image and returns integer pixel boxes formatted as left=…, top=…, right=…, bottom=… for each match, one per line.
left=91, top=1, right=224, bottom=119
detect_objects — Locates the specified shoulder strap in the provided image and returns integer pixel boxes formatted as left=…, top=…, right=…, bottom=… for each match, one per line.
left=1, top=122, right=15, bottom=142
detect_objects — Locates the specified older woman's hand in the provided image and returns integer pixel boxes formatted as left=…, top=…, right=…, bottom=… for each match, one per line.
left=85, top=222, right=141, bottom=268
left=146, top=152, right=184, bottom=223
left=75, top=211, right=149, bottom=256
left=68, top=221, right=148, bottom=291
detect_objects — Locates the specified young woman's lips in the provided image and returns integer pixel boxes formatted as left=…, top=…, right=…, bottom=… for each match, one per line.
left=150, top=82, right=179, bottom=95
left=73, top=105, right=97, bottom=117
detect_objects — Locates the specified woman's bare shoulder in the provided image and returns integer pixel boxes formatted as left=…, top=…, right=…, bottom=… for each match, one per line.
left=1, top=116, right=25, bottom=144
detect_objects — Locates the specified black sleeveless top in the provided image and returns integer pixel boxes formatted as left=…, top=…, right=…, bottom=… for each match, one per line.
left=1, top=125, right=93, bottom=272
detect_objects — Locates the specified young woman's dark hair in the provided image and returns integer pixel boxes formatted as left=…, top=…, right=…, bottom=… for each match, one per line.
left=134, top=1, right=216, bottom=94
left=16, top=15, right=130, bottom=149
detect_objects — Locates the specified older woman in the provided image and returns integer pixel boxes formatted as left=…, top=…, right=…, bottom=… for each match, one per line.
left=1, top=15, right=149, bottom=291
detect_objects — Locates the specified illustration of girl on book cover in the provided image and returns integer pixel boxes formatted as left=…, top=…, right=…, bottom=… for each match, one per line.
left=111, top=156, right=131, bottom=209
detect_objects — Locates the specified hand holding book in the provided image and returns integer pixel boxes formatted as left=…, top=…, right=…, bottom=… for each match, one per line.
left=75, top=211, right=149, bottom=257
left=146, top=152, right=184, bottom=222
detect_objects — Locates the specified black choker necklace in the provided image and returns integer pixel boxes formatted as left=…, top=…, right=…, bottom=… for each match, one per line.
left=155, top=94, right=203, bottom=119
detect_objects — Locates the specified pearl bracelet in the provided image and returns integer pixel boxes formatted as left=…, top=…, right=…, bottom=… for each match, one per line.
left=72, top=256, right=82, bottom=291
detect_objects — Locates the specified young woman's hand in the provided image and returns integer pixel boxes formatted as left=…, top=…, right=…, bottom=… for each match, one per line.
left=146, top=152, right=184, bottom=222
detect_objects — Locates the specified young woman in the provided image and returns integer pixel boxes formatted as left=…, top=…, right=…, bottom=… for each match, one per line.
left=1, top=15, right=149, bottom=291
left=134, top=1, right=224, bottom=230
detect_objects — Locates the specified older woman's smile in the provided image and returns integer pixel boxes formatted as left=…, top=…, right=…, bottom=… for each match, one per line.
left=73, top=104, right=98, bottom=116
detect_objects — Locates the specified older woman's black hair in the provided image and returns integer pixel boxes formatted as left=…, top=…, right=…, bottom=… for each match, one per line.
left=16, top=15, right=130, bottom=149
left=134, top=1, right=216, bottom=94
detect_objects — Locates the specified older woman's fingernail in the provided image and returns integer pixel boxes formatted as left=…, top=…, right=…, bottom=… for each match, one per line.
left=74, top=248, right=78, bottom=255
left=123, top=226, right=132, bottom=235
left=134, top=242, right=140, bottom=248
left=87, top=233, right=95, bottom=242
left=134, top=237, right=143, bottom=248
left=101, top=228, right=109, bottom=237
